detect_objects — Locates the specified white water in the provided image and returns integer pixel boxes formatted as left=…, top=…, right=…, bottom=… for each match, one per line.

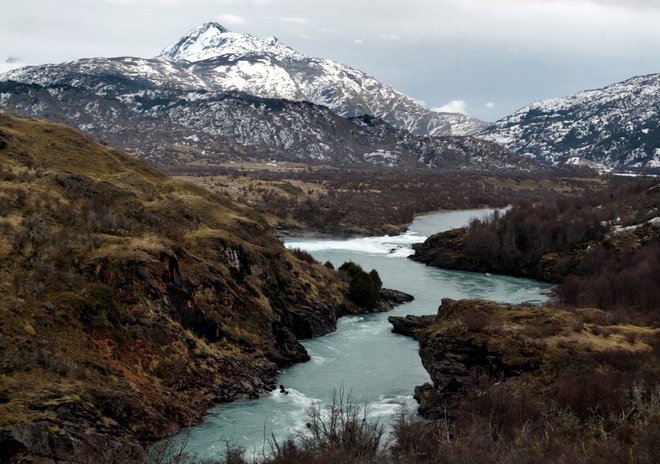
left=170, top=208, right=552, bottom=460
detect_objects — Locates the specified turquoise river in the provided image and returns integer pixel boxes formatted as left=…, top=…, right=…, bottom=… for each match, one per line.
left=171, top=209, right=554, bottom=460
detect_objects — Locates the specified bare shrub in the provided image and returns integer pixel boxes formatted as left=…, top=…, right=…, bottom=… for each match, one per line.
left=460, top=308, right=489, bottom=332
left=295, top=387, right=385, bottom=461
left=289, top=248, right=317, bottom=264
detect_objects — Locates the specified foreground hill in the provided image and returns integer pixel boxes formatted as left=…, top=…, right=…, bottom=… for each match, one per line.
left=480, top=73, right=660, bottom=173
left=0, top=114, right=406, bottom=462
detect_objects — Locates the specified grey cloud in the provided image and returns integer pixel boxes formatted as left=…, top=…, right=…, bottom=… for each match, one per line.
left=1, top=0, right=659, bottom=120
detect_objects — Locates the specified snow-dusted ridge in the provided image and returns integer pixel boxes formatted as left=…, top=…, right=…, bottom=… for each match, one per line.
left=0, top=69, right=533, bottom=171
left=0, top=21, right=522, bottom=172
left=157, top=22, right=488, bottom=136
left=480, top=73, right=660, bottom=172
left=3, top=22, right=487, bottom=138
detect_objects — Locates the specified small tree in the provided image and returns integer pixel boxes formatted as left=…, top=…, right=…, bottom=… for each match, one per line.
left=369, top=269, right=382, bottom=290
left=339, top=262, right=382, bottom=308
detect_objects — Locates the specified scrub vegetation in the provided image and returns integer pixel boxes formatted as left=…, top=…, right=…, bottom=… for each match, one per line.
left=175, top=165, right=605, bottom=236
left=412, top=179, right=660, bottom=323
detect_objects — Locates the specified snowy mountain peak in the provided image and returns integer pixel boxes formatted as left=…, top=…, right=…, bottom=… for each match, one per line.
left=197, top=22, right=230, bottom=34
left=159, top=22, right=299, bottom=63
left=160, top=22, right=232, bottom=61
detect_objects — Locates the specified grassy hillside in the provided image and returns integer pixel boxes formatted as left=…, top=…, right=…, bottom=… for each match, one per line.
left=0, top=114, right=360, bottom=462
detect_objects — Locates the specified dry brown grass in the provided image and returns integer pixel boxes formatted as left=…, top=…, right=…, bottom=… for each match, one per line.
left=172, top=165, right=606, bottom=235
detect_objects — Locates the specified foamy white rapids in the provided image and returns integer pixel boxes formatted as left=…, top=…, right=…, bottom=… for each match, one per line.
left=367, top=394, right=419, bottom=419
left=286, top=231, right=425, bottom=258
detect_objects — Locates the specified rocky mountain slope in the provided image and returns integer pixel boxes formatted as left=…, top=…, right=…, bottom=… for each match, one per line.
left=157, top=22, right=488, bottom=137
left=480, top=73, right=660, bottom=172
left=0, top=78, right=534, bottom=171
left=0, top=114, right=408, bottom=462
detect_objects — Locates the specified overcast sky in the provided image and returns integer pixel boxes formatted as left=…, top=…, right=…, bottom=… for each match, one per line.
left=2, top=0, right=660, bottom=121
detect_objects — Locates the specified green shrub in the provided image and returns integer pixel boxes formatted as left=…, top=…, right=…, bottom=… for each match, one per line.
left=74, top=283, right=131, bottom=342
left=339, top=262, right=382, bottom=309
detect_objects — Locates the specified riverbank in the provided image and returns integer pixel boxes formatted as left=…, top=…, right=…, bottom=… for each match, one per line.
left=386, top=298, right=660, bottom=463
left=0, top=115, right=414, bottom=463
left=178, top=169, right=606, bottom=237
left=409, top=181, right=660, bottom=324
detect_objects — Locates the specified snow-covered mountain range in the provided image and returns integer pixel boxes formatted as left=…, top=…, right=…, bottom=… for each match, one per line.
left=0, top=22, right=533, bottom=171
left=0, top=78, right=533, bottom=171
left=1, top=22, right=485, bottom=138
left=480, top=74, right=660, bottom=172
left=157, top=23, right=488, bottom=136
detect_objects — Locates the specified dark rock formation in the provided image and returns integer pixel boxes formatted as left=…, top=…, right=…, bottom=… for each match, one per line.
left=388, top=314, right=435, bottom=337
left=391, top=299, right=557, bottom=418
left=340, top=288, right=414, bottom=315
left=375, top=288, right=415, bottom=312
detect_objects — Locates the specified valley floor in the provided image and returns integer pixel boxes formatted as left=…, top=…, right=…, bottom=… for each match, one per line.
left=174, top=164, right=606, bottom=236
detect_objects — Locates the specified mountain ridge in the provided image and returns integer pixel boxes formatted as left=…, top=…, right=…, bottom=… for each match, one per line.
left=480, top=73, right=660, bottom=172
left=0, top=73, right=536, bottom=171
left=1, top=22, right=487, bottom=138
left=155, top=22, right=488, bottom=136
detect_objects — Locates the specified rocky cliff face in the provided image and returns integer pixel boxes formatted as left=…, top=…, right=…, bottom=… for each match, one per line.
left=0, top=114, right=407, bottom=462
